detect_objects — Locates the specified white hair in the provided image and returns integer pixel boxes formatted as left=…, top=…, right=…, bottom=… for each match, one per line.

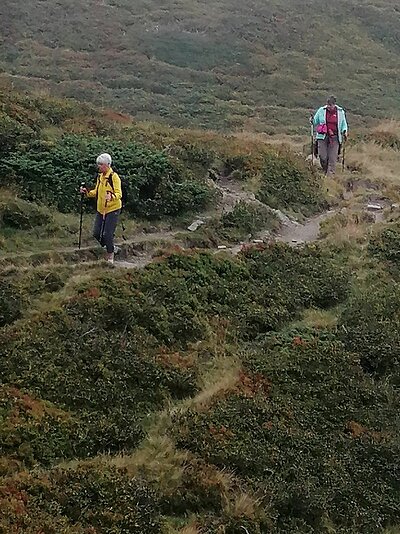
left=96, top=153, right=112, bottom=166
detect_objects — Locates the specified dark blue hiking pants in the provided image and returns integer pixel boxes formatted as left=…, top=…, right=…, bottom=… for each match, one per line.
left=93, top=209, right=120, bottom=253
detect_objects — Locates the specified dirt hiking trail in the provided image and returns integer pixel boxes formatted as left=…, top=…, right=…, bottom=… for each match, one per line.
left=0, top=174, right=382, bottom=272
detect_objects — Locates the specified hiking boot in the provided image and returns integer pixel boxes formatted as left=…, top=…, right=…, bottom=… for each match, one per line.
left=106, top=252, right=114, bottom=264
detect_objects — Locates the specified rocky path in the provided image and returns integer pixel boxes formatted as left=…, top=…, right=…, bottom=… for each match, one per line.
left=274, top=211, right=336, bottom=244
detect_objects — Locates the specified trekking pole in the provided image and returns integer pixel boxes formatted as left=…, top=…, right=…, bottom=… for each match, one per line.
left=120, top=219, right=127, bottom=241
left=342, top=138, right=347, bottom=172
left=100, top=198, right=108, bottom=246
left=100, top=195, right=107, bottom=246
left=78, top=182, right=85, bottom=250
left=309, top=112, right=314, bottom=165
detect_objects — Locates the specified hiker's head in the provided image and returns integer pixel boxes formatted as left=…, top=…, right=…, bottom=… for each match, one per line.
left=96, top=153, right=112, bottom=174
left=326, top=95, right=337, bottom=111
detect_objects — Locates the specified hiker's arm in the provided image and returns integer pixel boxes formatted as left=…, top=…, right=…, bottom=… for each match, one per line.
left=313, top=109, right=320, bottom=127
left=313, top=109, right=322, bottom=135
left=110, top=174, right=122, bottom=201
left=86, top=178, right=99, bottom=198
left=342, top=112, right=349, bottom=135
left=86, top=187, right=97, bottom=198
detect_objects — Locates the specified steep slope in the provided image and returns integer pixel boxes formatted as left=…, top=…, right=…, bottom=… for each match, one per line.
left=0, top=0, right=399, bottom=130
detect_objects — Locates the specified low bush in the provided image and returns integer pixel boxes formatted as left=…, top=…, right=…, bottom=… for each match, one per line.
left=0, top=465, right=161, bottom=533
left=0, top=111, right=36, bottom=156
left=0, top=386, right=80, bottom=470
left=0, top=246, right=349, bottom=465
left=339, top=282, right=400, bottom=379
left=0, top=279, right=25, bottom=327
left=369, top=224, right=400, bottom=268
left=220, top=201, right=279, bottom=240
left=258, top=150, right=325, bottom=215
left=0, top=196, right=54, bottom=229
left=0, top=304, right=197, bottom=461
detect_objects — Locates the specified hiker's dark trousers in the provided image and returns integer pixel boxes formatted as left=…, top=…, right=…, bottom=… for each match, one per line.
left=93, top=209, right=120, bottom=253
left=318, top=135, right=339, bottom=175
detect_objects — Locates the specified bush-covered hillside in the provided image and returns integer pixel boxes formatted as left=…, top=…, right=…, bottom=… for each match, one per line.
left=1, top=242, right=399, bottom=532
left=1, top=0, right=400, bottom=130
left=1, top=88, right=400, bottom=532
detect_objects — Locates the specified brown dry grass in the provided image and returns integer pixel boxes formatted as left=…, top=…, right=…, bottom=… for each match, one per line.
left=346, top=121, right=400, bottom=201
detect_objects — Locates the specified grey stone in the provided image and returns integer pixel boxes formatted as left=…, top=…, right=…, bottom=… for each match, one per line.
left=187, top=219, right=205, bottom=231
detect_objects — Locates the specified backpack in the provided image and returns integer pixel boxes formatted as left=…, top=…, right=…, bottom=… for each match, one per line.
left=96, top=172, right=128, bottom=210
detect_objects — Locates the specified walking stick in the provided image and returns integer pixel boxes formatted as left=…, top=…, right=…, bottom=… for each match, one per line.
left=100, top=198, right=108, bottom=246
left=342, top=138, right=346, bottom=172
left=78, top=182, right=85, bottom=250
left=309, top=112, right=314, bottom=165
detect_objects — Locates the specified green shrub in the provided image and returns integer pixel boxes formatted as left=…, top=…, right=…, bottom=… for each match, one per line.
left=242, top=243, right=350, bottom=311
left=339, top=283, right=400, bottom=378
left=369, top=225, right=400, bottom=268
left=0, top=279, right=25, bottom=327
left=0, top=465, right=161, bottom=533
left=0, top=386, right=81, bottom=469
left=223, top=154, right=255, bottom=180
left=220, top=201, right=279, bottom=239
left=141, top=245, right=349, bottom=339
left=188, top=202, right=279, bottom=246
left=0, top=273, right=200, bottom=460
left=0, top=246, right=349, bottom=464
left=169, top=142, right=216, bottom=178
left=1, top=135, right=213, bottom=218
left=161, top=460, right=225, bottom=515
left=30, top=96, right=88, bottom=126
left=28, top=269, right=66, bottom=294
left=0, top=111, right=36, bottom=156
left=258, top=150, right=325, bottom=215
left=0, top=196, right=54, bottom=229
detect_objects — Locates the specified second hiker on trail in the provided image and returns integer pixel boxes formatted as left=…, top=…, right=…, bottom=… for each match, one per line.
left=80, top=153, right=121, bottom=264
left=313, top=95, right=348, bottom=175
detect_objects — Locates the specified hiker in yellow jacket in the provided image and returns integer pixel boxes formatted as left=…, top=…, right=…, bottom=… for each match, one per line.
left=80, top=153, right=122, bottom=264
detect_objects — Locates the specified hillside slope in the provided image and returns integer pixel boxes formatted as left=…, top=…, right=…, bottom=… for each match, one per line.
left=1, top=0, right=400, bottom=131
left=1, top=87, right=400, bottom=532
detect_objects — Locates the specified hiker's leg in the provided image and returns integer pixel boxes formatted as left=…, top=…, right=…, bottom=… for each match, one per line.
left=327, top=137, right=339, bottom=175
left=92, top=212, right=103, bottom=245
left=102, top=209, right=120, bottom=254
left=318, top=139, right=328, bottom=174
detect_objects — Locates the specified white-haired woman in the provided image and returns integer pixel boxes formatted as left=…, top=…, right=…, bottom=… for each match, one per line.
left=80, top=153, right=122, bottom=264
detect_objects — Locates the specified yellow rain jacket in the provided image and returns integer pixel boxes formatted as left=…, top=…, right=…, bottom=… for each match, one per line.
left=87, top=168, right=122, bottom=214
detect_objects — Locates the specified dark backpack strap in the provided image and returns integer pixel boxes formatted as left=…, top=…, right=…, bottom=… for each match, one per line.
left=106, top=173, right=115, bottom=191
left=95, top=174, right=100, bottom=203
left=106, top=173, right=124, bottom=209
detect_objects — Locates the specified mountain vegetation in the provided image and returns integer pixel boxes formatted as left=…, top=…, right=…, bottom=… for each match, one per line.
left=1, top=0, right=400, bottom=131
left=1, top=83, right=400, bottom=533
